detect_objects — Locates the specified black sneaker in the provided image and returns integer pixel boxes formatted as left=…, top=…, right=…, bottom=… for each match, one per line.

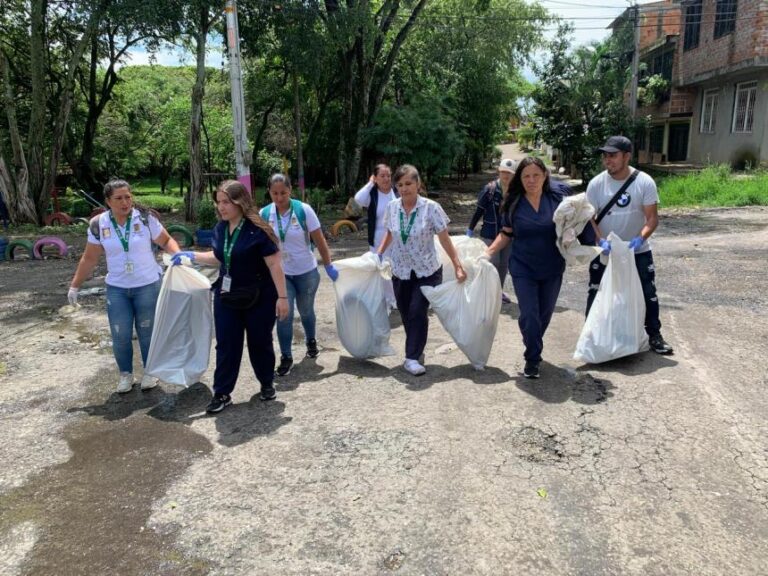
left=649, top=334, right=674, bottom=355
left=259, top=386, right=277, bottom=402
left=206, top=394, right=232, bottom=414
left=276, top=355, right=293, bottom=377
left=523, top=361, right=540, bottom=379
left=306, top=339, right=319, bottom=358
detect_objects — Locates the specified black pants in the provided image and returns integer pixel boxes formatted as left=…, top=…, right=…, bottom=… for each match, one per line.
left=213, top=291, right=277, bottom=396
left=586, top=251, right=661, bottom=337
left=512, top=274, right=563, bottom=363
left=392, top=267, right=443, bottom=361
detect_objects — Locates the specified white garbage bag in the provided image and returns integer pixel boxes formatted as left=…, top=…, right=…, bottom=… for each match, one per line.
left=574, top=232, right=649, bottom=364
left=435, top=236, right=488, bottom=281
left=145, top=265, right=213, bottom=386
left=333, top=252, right=395, bottom=359
left=421, top=255, right=502, bottom=370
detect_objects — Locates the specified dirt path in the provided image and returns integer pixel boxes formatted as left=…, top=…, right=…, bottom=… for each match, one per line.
left=1, top=180, right=766, bottom=575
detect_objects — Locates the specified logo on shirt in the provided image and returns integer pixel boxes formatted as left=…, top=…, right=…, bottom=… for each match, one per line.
left=616, top=193, right=632, bottom=208
left=101, top=227, right=111, bottom=239
left=133, top=223, right=141, bottom=232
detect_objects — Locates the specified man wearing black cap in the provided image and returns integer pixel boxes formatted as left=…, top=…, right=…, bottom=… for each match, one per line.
left=585, top=135, right=674, bottom=355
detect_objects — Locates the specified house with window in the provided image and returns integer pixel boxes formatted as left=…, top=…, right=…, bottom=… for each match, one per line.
left=678, top=0, right=768, bottom=167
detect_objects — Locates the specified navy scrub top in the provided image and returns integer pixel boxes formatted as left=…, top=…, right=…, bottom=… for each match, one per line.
left=211, top=218, right=279, bottom=294
left=503, top=192, right=565, bottom=280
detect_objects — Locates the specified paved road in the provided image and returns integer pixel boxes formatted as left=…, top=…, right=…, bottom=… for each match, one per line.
left=1, top=197, right=766, bottom=575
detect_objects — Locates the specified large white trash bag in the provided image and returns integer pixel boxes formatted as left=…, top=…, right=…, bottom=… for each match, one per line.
left=574, top=232, right=649, bottom=364
left=421, top=255, right=502, bottom=370
left=435, top=236, right=488, bottom=281
left=145, top=265, right=213, bottom=386
left=334, top=252, right=395, bottom=359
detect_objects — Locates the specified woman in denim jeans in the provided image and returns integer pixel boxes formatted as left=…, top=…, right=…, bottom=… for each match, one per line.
left=68, top=179, right=182, bottom=393
left=261, top=174, right=339, bottom=377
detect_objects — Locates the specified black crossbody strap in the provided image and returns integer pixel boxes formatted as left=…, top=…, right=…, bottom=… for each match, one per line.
left=595, top=170, right=640, bottom=225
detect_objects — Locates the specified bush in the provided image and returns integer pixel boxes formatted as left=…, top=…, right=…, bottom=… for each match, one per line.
left=61, top=197, right=92, bottom=217
left=135, top=195, right=183, bottom=213
left=306, top=188, right=326, bottom=215
left=196, top=198, right=218, bottom=229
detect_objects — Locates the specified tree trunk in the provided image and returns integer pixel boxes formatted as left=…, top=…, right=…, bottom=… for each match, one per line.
left=26, top=0, right=48, bottom=221
left=292, top=68, right=305, bottom=201
left=186, top=7, right=209, bottom=223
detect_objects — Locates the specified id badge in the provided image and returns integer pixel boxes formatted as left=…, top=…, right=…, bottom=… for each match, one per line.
left=124, top=261, right=134, bottom=274
left=280, top=243, right=291, bottom=263
left=221, top=275, right=232, bottom=293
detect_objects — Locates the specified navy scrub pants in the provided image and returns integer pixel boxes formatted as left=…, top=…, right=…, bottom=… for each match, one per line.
left=212, top=290, right=277, bottom=397
left=585, top=251, right=661, bottom=337
left=392, top=267, right=443, bottom=362
left=512, top=274, right=563, bottom=364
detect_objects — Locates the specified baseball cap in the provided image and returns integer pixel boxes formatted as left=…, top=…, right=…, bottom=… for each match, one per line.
left=597, top=135, right=632, bottom=154
left=498, top=158, right=517, bottom=173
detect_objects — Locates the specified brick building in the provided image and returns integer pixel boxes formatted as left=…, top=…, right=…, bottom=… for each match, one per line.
left=616, top=0, right=767, bottom=167
left=678, top=0, right=768, bottom=167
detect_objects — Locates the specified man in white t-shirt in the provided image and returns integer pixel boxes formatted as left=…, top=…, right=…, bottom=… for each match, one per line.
left=585, top=135, right=674, bottom=355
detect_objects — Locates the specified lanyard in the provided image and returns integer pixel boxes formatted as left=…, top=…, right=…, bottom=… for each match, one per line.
left=223, top=219, right=244, bottom=273
left=399, top=207, right=418, bottom=245
left=276, top=205, right=293, bottom=243
left=109, top=211, right=132, bottom=253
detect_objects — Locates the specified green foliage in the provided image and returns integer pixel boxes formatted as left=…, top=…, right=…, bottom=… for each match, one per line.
left=306, top=188, right=326, bottom=215
left=639, top=74, right=670, bottom=107
left=195, top=198, right=218, bottom=229
left=516, top=124, right=537, bottom=150
left=363, top=97, right=464, bottom=185
left=135, top=195, right=184, bottom=213
left=658, top=165, right=768, bottom=207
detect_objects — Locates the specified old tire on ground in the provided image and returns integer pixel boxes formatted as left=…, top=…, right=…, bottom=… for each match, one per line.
left=74, top=217, right=90, bottom=226
left=166, top=224, right=195, bottom=247
left=33, top=236, right=69, bottom=259
left=331, top=219, right=358, bottom=238
left=5, top=239, right=35, bottom=260
left=44, top=212, right=72, bottom=226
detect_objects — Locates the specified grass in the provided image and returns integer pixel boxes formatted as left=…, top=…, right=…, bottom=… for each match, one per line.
left=657, top=164, right=768, bottom=208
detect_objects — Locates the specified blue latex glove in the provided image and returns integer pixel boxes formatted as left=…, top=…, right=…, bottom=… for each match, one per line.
left=324, top=263, right=339, bottom=282
left=628, top=236, right=644, bottom=251
left=377, top=253, right=384, bottom=263
left=598, top=239, right=611, bottom=255
left=170, top=251, right=195, bottom=266
left=466, top=228, right=474, bottom=238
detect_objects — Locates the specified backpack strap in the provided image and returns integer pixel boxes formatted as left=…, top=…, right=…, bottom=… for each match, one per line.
left=260, top=204, right=272, bottom=221
left=290, top=198, right=312, bottom=248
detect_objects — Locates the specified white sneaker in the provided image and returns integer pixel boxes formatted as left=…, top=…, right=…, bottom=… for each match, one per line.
left=140, top=374, right=158, bottom=390
left=117, top=373, right=134, bottom=393
left=403, top=359, right=426, bottom=376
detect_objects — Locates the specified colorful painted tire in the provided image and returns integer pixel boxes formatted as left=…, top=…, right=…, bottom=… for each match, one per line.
left=330, top=219, right=358, bottom=238
left=90, top=207, right=106, bottom=218
left=33, top=236, right=69, bottom=259
left=5, top=239, right=35, bottom=260
left=44, top=212, right=72, bottom=226
left=166, top=224, right=195, bottom=247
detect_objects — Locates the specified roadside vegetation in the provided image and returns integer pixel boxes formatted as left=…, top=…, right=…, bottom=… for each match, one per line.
left=657, top=165, right=768, bottom=208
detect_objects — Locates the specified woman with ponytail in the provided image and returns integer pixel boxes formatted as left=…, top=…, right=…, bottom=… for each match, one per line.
left=172, top=180, right=289, bottom=414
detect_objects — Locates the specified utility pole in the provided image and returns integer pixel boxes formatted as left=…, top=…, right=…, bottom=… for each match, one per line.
left=224, top=0, right=252, bottom=193
left=629, top=2, right=641, bottom=118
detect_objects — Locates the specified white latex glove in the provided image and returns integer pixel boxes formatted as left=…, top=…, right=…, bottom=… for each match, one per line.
left=67, top=287, right=79, bottom=306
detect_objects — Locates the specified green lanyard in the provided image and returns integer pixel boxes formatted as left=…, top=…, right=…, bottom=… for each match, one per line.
left=109, top=211, right=132, bottom=253
left=399, top=207, right=418, bottom=245
left=223, top=219, right=244, bottom=273
left=276, top=205, right=293, bottom=243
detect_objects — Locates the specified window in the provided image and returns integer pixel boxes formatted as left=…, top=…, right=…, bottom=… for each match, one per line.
left=700, top=89, right=719, bottom=133
left=714, top=0, right=737, bottom=39
left=732, top=81, right=756, bottom=133
left=684, top=0, right=702, bottom=51
left=650, top=126, right=665, bottom=154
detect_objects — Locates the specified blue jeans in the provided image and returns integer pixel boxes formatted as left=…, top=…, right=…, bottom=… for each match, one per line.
left=106, top=280, right=161, bottom=373
left=277, top=267, right=320, bottom=357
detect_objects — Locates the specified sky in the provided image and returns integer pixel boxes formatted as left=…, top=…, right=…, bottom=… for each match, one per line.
left=123, top=1, right=656, bottom=72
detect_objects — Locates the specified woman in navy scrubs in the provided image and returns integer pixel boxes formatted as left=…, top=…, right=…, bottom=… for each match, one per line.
left=485, top=157, right=565, bottom=379
left=172, top=180, right=289, bottom=413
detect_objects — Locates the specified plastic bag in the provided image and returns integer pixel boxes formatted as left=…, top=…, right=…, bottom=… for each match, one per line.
left=421, top=251, right=502, bottom=370
left=333, top=252, right=395, bottom=359
left=145, top=265, right=213, bottom=386
left=435, top=236, right=488, bottom=281
left=574, top=232, right=649, bottom=364
left=553, top=193, right=603, bottom=266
